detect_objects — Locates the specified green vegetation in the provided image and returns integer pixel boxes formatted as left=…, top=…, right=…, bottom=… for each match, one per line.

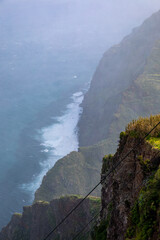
left=102, top=154, right=113, bottom=174
left=89, top=196, right=101, bottom=216
left=59, top=195, right=101, bottom=217
left=2, top=195, right=101, bottom=240
left=125, top=168, right=160, bottom=240
left=125, top=114, right=160, bottom=138
left=34, top=25, right=160, bottom=238
left=59, top=194, right=82, bottom=200
left=120, top=131, right=126, bottom=140
left=137, top=155, right=151, bottom=174
left=147, top=137, right=160, bottom=150
left=92, top=220, right=108, bottom=240
left=92, top=201, right=113, bottom=240
left=13, top=213, right=22, bottom=217
left=34, top=140, right=110, bottom=202
left=106, top=202, right=113, bottom=225
left=36, top=200, right=49, bottom=205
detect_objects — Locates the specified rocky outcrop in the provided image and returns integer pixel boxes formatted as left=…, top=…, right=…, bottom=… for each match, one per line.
left=34, top=139, right=113, bottom=202
left=35, top=10, right=160, bottom=203
left=93, top=115, right=160, bottom=240
left=0, top=195, right=101, bottom=240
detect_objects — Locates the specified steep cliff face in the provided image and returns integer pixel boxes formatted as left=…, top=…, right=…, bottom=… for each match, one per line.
left=35, top=10, right=160, bottom=203
left=93, top=115, right=160, bottom=240
left=34, top=140, right=111, bottom=201
left=0, top=195, right=101, bottom=240
left=79, top=10, right=160, bottom=147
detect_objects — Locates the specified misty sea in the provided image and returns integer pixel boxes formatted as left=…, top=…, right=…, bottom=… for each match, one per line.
left=21, top=91, right=84, bottom=199
left=1, top=0, right=159, bottom=231
left=0, top=42, right=96, bottom=229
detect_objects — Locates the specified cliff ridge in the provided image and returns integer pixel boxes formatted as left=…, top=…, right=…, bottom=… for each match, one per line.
left=93, top=115, right=160, bottom=240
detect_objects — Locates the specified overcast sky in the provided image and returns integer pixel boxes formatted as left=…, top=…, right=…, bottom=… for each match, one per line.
left=1, top=0, right=160, bottom=50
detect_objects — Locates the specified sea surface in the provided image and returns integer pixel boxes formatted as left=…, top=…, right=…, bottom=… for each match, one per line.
left=0, top=3, right=103, bottom=226
left=0, top=42, right=97, bottom=229
left=21, top=91, right=84, bottom=198
left=1, top=0, right=159, bottom=231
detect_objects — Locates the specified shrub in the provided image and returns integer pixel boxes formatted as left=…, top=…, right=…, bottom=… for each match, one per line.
left=125, top=114, right=160, bottom=138
left=102, top=154, right=113, bottom=174
left=125, top=168, right=160, bottom=240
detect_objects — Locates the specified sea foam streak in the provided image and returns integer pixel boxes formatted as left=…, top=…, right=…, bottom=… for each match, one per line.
left=21, top=91, right=84, bottom=199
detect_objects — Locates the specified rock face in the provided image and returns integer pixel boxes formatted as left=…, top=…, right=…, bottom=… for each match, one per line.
left=79, top=10, right=160, bottom=147
left=0, top=196, right=101, bottom=240
left=34, top=141, right=110, bottom=201
left=92, top=116, right=160, bottom=240
left=35, top=9, right=160, bottom=203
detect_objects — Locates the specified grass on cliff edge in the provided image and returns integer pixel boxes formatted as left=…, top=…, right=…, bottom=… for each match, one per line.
left=125, top=114, right=160, bottom=138
left=147, top=137, right=160, bottom=150
left=59, top=194, right=101, bottom=202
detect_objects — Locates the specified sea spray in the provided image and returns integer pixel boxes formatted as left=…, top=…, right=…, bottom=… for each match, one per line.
left=21, top=91, right=84, bottom=200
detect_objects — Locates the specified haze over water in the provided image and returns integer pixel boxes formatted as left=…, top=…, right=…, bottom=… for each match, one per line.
left=0, top=0, right=160, bottom=230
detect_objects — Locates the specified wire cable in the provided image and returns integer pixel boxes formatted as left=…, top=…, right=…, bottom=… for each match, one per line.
left=42, top=120, right=160, bottom=240
left=72, top=152, right=160, bottom=240
left=43, top=180, right=103, bottom=240
left=72, top=211, right=100, bottom=240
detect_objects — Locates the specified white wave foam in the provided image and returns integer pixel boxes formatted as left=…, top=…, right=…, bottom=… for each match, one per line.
left=21, top=91, right=84, bottom=199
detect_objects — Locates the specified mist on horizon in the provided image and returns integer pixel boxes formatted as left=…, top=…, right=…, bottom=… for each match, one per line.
left=0, top=0, right=160, bottom=51
left=0, top=0, right=160, bottom=231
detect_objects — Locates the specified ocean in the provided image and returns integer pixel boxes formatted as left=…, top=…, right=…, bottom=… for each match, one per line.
left=1, top=0, right=159, bottom=231
left=0, top=1, right=104, bottom=225
left=0, top=41, right=98, bottom=229
left=21, top=91, right=84, bottom=199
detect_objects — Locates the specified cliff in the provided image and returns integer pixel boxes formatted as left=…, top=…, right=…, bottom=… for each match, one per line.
left=79, top=10, right=160, bottom=147
left=2, top=115, right=160, bottom=239
left=34, top=139, right=114, bottom=202
left=0, top=195, right=101, bottom=240
left=92, top=115, right=160, bottom=240
left=35, top=10, right=160, bottom=202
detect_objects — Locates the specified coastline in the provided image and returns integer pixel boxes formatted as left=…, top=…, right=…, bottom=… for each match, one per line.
left=20, top=91, right=84, bottom=201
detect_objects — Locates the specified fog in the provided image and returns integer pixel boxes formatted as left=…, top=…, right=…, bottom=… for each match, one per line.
left=1, top=0, right=160, bottom=50
left=0, top=0, right=160, bottom=230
